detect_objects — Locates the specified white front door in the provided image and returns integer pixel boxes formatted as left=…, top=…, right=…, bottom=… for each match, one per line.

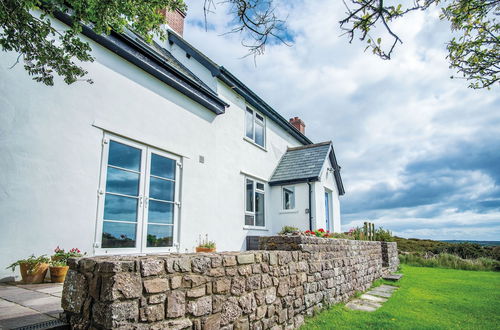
left=95, top=133, right=180, bottom=254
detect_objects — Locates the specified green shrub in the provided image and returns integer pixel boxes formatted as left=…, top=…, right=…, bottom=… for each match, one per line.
left=279, top=226, right=299, bottom=235
left=399, top=253, right=500, bottom=271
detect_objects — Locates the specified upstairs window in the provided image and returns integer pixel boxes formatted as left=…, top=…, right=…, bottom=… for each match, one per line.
left=245, top=178, right=265, bottom=227
left=245, top=108, right=265, bottom=147
left=283, top=186, right=295, bottom=210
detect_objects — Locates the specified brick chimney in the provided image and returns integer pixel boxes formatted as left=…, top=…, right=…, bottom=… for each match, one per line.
left=159, top=8, right=186, bottom=36
left=289, top=117, right=306, bottom=134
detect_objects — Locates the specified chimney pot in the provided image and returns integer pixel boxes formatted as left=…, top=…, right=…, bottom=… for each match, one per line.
left=289, top=117, right=306, bottom=134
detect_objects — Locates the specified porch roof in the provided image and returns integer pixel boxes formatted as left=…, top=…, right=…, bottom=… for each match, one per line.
left=269, top=141, right=345, bottom=195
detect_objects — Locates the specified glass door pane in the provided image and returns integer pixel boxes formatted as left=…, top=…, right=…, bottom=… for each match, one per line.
left=102, top=140, right=142, bottom=248
left=145, top=152, right=176, bottom=248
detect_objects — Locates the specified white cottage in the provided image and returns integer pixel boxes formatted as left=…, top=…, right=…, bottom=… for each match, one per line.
left=0, top=10, right=344, bottom=280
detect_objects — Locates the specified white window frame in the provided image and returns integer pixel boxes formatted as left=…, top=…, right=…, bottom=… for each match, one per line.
left=282, top=185, right=296, bottom=211
left=244, top=177, right=266, bottom=229
left=95, top=133, right=181, bottom=255
left=244, top=107, right=266, bottom=149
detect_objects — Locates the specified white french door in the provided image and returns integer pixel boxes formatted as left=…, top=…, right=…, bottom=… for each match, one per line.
left=95, top=133, right=180, bottom=255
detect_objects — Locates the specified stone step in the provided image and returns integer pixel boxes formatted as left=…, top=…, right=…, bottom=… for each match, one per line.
left=345, top=299, right=382, bottom=312
left=382, top=273, right=404, bottom=281
left=360, top=294, right=387, bottom=303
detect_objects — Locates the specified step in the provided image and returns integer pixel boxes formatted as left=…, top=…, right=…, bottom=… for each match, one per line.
left=382, top=273, right=404, bottom=281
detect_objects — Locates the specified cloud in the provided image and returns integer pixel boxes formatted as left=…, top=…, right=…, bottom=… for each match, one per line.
left=182, top=0, right=500, bottom=240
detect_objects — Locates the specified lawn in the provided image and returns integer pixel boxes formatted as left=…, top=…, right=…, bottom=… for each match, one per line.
left=301, top=265, right=500, bottom=329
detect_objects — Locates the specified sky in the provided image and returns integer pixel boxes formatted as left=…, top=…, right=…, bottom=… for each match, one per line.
left=182, top=0, right=500, bottom=240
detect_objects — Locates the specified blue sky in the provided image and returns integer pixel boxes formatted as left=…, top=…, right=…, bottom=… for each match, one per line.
left=183, top=0, right=500, bottom=240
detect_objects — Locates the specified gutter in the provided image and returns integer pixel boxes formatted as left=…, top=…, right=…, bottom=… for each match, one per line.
left=307, top=181, right=313, bottom=231
left=52, top=11, right=228, bottom=115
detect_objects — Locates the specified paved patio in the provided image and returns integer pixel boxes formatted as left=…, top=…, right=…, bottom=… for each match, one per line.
left=0, top=282, right=66, bottom=329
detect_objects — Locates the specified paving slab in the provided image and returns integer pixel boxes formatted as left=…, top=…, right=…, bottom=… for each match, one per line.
left=0, top=298, right=55, bottom=329
left=376, top=284, right=398, bottom=292
left=366, top=289, right=393, bottom=298
left=0, top=283, right=65, bottom=329
left=360, top=294, right=388, bottom=303
left=345, top=299, right=381, bottom=312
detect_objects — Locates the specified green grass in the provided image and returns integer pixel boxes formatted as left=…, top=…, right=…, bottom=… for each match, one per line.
left=301, top=265, right=500, bottom=329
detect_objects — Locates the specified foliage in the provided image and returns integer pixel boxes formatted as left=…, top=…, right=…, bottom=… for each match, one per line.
left=400, top=252, right=500, bottom=271
left=197, top=234, right=216, bottom=249
left=302, top=265, right=500, bottom=329
left=374, top=227, right=395, bottom=242
left=6, top=254, right=50, bottom=273
left=279, top=226, right=299, bottom=235
left=339, top=0, right=499, bottom=89
left=0, top=0, right=186, bottom=85
left=394, top=236, right=499, bottom=260
left=52, top=246, right=84, bottom=265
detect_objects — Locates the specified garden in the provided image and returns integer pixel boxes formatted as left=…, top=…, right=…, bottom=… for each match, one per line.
left=301, top=265, right=500, bottom=329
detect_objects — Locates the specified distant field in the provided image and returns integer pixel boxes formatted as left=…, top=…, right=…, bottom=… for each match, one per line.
left=301, top=265, right=500, bottom=329
left=439, top=240, right=499, bottom=247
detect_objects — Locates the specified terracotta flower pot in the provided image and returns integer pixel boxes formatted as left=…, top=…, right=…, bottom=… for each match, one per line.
left=196, top=247, right=216, bottom=253
left=19, top=262, right=49, bottom=284
left=49, top=266, right=69, bottom=283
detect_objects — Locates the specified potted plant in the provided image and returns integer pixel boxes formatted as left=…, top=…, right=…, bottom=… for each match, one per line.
left=49, top=247, right=83, bottom=283
left=7, top=255, right=50, bottom=284
left=195, top=234, right=216, bottom=253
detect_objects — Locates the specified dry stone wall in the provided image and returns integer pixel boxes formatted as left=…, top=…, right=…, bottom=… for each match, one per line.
left=62, top=237, right=398, bottom=329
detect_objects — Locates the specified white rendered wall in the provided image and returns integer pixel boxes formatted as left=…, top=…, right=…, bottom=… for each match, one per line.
left=0, top=18, right=311, bottom=280
left=269, top=183, right=311, bottom=234
left=312, top=154, right=342, bottom=232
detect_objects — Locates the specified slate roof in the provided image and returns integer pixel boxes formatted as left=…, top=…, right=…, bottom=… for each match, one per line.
left=270, top=142, right=332, bottom=184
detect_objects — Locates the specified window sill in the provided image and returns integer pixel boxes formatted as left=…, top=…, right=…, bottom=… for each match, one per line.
left=243, top=226, right=269, bottom=231
left=279, top=209, right=299, bottom=214
left=243, top=137, right=267, bottom=152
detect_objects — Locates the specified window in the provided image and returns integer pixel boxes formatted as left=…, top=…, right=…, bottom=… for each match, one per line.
left=282, top=186, right=295, bottom=210
left=244, top=178, right=265, bottom=227
left=245, top=108, right=265, bottom=147
left=96, top=134, right=180, bottom=253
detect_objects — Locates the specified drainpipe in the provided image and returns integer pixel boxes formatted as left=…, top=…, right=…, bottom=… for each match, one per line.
left=307, top=181, right=313, bottom=231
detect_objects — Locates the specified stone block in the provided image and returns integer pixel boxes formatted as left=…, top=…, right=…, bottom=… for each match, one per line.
left=100, top=272, right=142, bottom=301
left=187, top=296, right=212, bottom=316
left=141, top=259, right=165, bottom=277
left=239, top=293, right=257, bottom=314
left=148, top=293, right=167, bottom=304
left=62, top=270, right=87, bottom=313
left=183, top=274, right=207, bottom=288
left=214, top=278, right=231, bottom=294
left=247, top=274, right=262, bottom=291
left=192, top=257, right=211, bottom=273
left=223, top=255, right=237, bottom=266
left=166, top=291, right=186, bottom=318
left=144, top=278, right=169, bottom=293
left=237, top=254, right=255, bottom=265
left=221, top=297, right=243, bottom=325
left=92, top=300, right=138, bottom=328
left=140, top=303, right=165, bottom=322
left=171, top=276, right=182, bottom=289
left=204, top=313, right=222, bottom=330
left=187, top=286, right=206, bottom=298
left=231, top=277, right=246, bottom=296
